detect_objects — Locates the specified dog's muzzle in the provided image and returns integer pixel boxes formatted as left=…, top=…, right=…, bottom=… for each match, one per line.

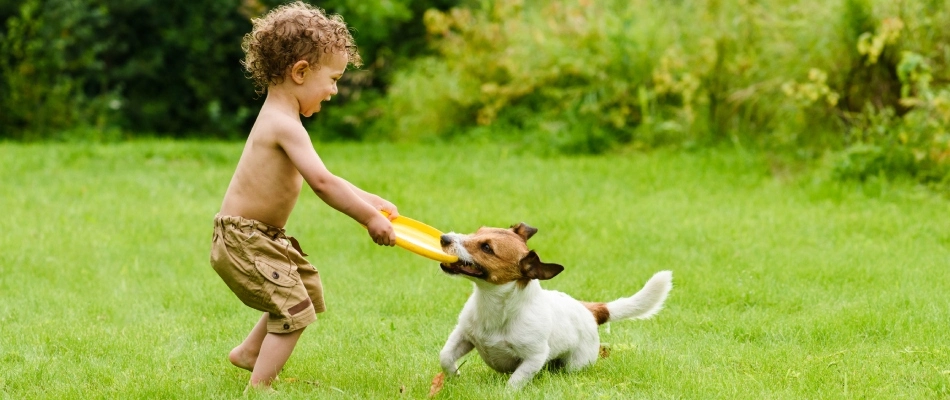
left=440, top=260, right=484, bottom=277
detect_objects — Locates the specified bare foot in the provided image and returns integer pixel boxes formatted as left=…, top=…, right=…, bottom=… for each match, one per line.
left=228, top=346, right=257, bottom=371
left=244, top=382, right=277, bottom=395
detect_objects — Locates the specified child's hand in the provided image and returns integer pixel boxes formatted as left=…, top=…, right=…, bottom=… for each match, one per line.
left=367, top=213, right=396, bottom=246
left=377, top=199, right=399, bottom=220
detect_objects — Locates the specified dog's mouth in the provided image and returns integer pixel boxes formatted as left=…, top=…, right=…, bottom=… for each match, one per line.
left=440, top=260, right=484, bottom=278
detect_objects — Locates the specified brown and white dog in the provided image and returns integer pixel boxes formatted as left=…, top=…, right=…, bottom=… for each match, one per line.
left=438, top=223, right=672, bottom=389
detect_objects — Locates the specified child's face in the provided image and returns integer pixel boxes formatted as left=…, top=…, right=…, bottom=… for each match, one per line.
left=299, top=52, right=348, bottom=117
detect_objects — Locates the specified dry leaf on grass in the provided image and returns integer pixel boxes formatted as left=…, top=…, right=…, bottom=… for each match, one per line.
left=599, top=345, right=611, bottom=358
left=428, top=372, right=445, bottom=398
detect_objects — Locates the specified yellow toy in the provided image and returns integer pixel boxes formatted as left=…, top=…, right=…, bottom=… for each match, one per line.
left=371, top=212, right=458, bottom=263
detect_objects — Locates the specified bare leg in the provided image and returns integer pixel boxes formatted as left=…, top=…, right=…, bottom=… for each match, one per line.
left=229, top=313, right=269, bottom=371
left=248, top=326, right=305, bottom=388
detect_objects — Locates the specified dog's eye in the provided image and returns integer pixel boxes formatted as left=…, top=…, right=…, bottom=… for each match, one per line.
left=480, top=242, right=493, bottom=254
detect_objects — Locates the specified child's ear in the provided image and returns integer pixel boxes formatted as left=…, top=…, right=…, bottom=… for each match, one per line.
left=290, top=60, right=310, bottom=84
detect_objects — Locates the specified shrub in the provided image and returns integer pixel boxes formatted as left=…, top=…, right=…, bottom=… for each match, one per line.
left=300, top=0, right=461, bottom=141
left=380, top=0, right=853, bottom=149
left=380, top=0, right=949, bottom=185
left=0, top=0, right=460, bottom=140
left=0, top=0, right=256, bottom=139
left=831, top=4, right=950, bottom=188
left=0, top=0, right=114, bottom=140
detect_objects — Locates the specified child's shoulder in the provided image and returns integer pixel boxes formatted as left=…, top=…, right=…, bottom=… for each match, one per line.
left=252, top=105, right=307, bottom=141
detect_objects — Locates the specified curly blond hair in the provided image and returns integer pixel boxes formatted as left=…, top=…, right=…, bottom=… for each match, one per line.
left=241, top=1, right=363, bottom=95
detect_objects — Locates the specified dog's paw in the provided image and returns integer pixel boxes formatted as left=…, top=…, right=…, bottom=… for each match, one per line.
left=506, top=376, right=530, bottom=391
left=440, top=361, right=462, bottom=377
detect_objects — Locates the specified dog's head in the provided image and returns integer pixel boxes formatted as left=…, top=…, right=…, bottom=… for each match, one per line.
left=439, top=223, right=564, bottom=286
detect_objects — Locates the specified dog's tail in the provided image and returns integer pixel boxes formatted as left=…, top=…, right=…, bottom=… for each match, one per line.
left=583, top=271, right=672, bottom=325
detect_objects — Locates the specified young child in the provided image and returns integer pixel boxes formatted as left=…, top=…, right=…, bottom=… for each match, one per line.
left=210, top=1, right=397, bottom=391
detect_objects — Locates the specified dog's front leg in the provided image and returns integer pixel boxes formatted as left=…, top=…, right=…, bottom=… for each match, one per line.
left=440, top=328, right=474, bottom=376
left=507, top=346, right=550, bottom=390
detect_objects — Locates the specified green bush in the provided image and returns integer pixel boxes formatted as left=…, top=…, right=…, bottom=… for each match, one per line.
left=0, top=0, right=255, bottom=139
left=1, top=0, right=947, bottom=188
left=0, top=0, right=114, bottom=140
left=298, top=0, right=461, bottom=141
left=379, top=0, right=950, bottom=184
left=0, top=0, right=459, bottom=140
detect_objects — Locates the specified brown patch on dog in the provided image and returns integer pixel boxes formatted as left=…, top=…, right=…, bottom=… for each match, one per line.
left=583, top=302, right=610, bottom=325
left=510, top=223, right=538, bottom=242
left=454, top=225, right=563, bottom=286
left=517, top=250, right=564, bottom=287
left=457, top=227, right=530, bottom=285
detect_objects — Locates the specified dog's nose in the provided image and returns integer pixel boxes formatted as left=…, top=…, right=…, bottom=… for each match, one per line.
left=440, top=234, right=452, bottom=247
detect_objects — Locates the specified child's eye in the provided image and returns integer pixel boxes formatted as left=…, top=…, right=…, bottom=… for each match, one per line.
left=480, top=242, right=493, bottom=254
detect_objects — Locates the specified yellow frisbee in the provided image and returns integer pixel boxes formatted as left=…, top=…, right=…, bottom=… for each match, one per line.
left=371, top=212, right=458, bottom=263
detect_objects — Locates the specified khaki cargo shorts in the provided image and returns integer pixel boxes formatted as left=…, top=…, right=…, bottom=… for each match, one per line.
left=210, top=214, right=325, bottom=333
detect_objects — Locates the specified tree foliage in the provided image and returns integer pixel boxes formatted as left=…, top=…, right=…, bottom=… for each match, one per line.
left=0, top=0, right=947, bottom=188
left=0, top=0, right=457, bottom=140
left=380, top=0, right=949, bottom=186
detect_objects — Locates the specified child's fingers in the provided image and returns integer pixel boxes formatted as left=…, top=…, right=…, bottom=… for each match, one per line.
left=382, top=205, right=399, bottom=220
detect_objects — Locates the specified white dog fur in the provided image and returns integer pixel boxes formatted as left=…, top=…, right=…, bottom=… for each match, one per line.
left=437, top=223, right=672, bottom=389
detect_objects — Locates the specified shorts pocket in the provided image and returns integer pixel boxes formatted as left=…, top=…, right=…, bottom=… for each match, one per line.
left=254, top=260, right=298, bottom=287
left=237, top=231, right=260, bottom=250
left=222, top=228, right=259, bottom=250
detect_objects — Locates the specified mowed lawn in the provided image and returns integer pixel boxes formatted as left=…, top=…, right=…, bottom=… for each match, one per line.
left=0, top=141, right=948, bottom=399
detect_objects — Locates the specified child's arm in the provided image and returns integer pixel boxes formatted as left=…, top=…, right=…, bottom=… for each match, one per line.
left=279, top=124, right=395, bottom=245
left=341, top=179, right=400, bottom=219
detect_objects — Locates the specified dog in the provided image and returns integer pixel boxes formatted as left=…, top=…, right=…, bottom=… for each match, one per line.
left=437, top=223, right=672, bottom=389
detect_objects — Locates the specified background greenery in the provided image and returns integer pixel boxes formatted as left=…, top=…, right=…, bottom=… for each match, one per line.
left=386, top=0, right=950, bottom=184
left=2, top=0, right=949, bottom=190
left=1, top=141, right=948, bottom=399
left=0, top=0, right=457, bottom=140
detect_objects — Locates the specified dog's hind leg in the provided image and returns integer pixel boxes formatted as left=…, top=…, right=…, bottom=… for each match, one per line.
left=561, top=343, right=599, bottom=372
left=440, top=328, right=474, bottom=376
left=507, top=346, right=550, bottom=390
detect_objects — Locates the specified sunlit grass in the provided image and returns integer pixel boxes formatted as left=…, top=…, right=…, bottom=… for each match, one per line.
left=0, top=141, right=948, bottom=399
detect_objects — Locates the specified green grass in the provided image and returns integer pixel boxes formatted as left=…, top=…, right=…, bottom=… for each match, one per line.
left=1, top=141, right=948, bottom=399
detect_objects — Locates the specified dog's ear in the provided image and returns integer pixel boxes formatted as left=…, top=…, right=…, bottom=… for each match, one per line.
left=519, top=250, right=564, bottom=280
left=510, top=223, right=538, bottom=242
